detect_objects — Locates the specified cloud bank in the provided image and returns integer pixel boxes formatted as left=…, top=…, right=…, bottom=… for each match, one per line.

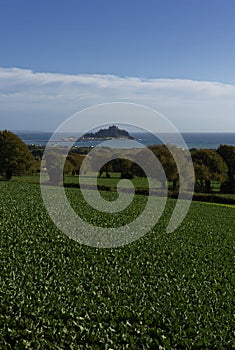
left=0, top=67, right=235, bottom=131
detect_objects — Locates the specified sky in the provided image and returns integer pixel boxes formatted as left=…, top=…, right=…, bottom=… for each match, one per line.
left=0, top=0, right=235, bottom=132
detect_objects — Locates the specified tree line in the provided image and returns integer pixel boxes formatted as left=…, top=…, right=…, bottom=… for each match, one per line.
left=1, top=130, right=235, bottom=194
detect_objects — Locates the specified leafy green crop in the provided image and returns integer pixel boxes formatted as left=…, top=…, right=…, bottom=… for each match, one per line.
left=0, top=182, right=234, bottom=349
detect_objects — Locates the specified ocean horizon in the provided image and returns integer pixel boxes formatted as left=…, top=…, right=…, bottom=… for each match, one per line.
left=15, top=131, right=235, bottom=150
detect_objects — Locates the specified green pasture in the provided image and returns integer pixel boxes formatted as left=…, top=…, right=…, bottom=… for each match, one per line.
left=7, top=173, right=161, bottom=189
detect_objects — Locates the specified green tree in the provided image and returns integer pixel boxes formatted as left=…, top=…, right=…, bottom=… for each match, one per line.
left=64, top=158, right=74, bottom=176
left=99, top=161, right=113, bottom=178
left=191, top=149, right=228, bottom=192
left=44, top=151, right=64, bottom=185
left=150, top=145, right=178, bottom=189
left=0, top=130, right=36, bottom=180
left=217, top=145, right=235, bottom=193
left=67, top=154, right=86, bottom=174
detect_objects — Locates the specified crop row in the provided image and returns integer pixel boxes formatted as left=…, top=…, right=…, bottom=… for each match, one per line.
left=0, top=182, right=234, bottom=348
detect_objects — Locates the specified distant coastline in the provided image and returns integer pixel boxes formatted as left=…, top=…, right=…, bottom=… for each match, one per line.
left=79, top=125, right=134, bottom=141
left=15, top=131, right=235, bottom=150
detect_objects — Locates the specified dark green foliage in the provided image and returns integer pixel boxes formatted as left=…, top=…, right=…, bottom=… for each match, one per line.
left=220, top=178, right=235, bottom=194
left=149, top=145, right=178, bottom=188
left=217, top=145, right=235, bottom=193
left=149, top=145, right=194, bottom=191
left=192, top=191, right=235, bottom=204
left=28, top=144, right=45, bottom=159
left=0, top=130, right=36, bottom=179
left=217, top=145, right=235, bottom=176
left=192, top=149, right=228, bottom=192
left=0, top=182, right=234, bottom=348
left=30, top=142, right=235, bottom=194
left=67, top=154, right=86, bottom=174
left=44, top=151, right=63, bottom=185
left=101, top=158, right=141, bottom=179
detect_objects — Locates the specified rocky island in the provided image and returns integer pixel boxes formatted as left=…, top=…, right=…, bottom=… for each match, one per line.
left=79, top=125, right=134, bottom=140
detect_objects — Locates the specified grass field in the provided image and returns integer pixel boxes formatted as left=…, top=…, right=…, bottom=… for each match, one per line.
left=8, top=173, right=160, bottom=190
left=0, top=182, right=234, bottom=348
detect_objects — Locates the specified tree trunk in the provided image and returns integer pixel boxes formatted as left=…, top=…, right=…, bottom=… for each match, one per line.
left=205, top=179, right=211, bottom=193
left=5, top=169, right=12, bottom=180
left=172, top=179, right=177, bottom=191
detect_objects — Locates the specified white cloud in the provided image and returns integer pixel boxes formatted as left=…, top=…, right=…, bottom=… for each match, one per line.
left=0, top=67, right=235, bottom=131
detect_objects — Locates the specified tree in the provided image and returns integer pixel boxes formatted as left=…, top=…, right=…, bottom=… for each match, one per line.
left=217, top=145, right=235, bottom=193
left=191, top=149, right=228, bottom=192
left=64, top=158, right=74, bottom=176
left=149, top=145, right=178, bottom=189
left=0, top=130, right=36, bottom=180
left=44, top=151, right=64, bottom=185
left=44, top=151, right=76, bottom=184
left=99, top=161, right=113, bottom=178
left=67, top=154, right=86, bottom=175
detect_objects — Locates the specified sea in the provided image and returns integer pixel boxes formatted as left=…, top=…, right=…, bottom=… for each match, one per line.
left=15, top=131, right=235, bottom=150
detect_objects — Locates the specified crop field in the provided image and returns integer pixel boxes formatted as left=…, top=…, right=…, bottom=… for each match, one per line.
left=0, top=182, right=234, bottom=349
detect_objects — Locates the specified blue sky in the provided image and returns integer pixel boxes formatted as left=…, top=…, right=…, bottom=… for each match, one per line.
left=0, top=0, right=235, bottom=131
